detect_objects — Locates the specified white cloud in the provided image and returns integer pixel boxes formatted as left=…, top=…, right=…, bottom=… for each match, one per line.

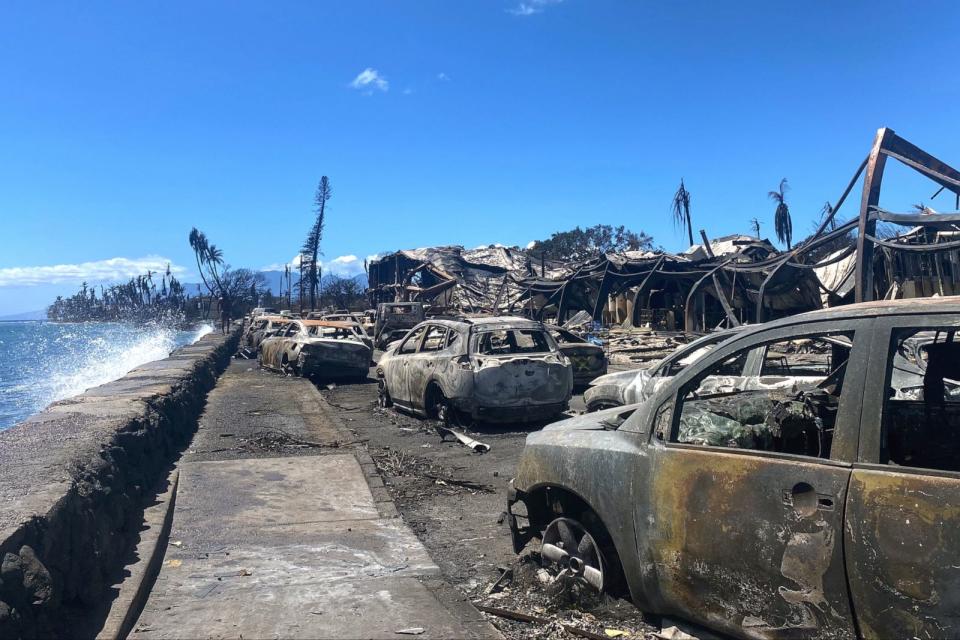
left=403, top=87, right=414, bottom=95
left=507, top=0, right=562, bottom=16
left=350, top=67, right=389, bottom=93
left=324, top=255, right=367, bottom=278
left=437, top=72, right=450, bottom=81
left=0, top=256, right=187, bottom=288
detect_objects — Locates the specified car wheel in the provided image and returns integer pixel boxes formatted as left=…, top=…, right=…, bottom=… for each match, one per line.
left=541, top=517, right=606, bottom=592
left=296, top=353, right=308, bottom=377
left=426, top=384, right=456, bottom=426
left=377, top=379, right=393, bottom=408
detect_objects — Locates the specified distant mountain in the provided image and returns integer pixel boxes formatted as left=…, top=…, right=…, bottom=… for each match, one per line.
left=0, top=309, right=46, bottom=321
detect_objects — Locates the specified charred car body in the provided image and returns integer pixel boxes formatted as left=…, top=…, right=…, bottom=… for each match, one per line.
left=318, top=314, right=374, bottom=351
left=259, top=319, right=372, bottom=380
left=547, top=326, right=608, bottom=387
left=374, top=302, right=425, bottom=350
left=377, top=316, right=573, bottom=424
left=508, top=297, right=960, bottom=639
left=583, top=329, right=742, bottom=412
left=243, top=315, right=290, bottom=349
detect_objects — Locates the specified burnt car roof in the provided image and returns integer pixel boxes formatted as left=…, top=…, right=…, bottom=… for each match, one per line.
left=423, top=315, right=546, bottom=330
left=299, top=319, right=357, bottom=329
left=748, top=295, right=960, bottom=332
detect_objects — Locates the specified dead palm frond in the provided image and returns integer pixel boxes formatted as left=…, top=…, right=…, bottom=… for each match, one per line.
left=671, top=179, right=694, bottom=247
left=769, top=178, right=792, bottom=250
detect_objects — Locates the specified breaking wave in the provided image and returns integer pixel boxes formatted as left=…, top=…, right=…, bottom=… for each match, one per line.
left=0, top=321, right=213, bottom=431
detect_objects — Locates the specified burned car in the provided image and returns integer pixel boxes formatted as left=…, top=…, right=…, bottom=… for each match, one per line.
left=258, top=319, right=371, bottom=380
left=242, top=315, right=289, bottom=349
left=374, top=302, right=425, bottom=350
left=583, top=328, right=743, bottom=411
left=317, top=314, right=374, bottom=351
left=248, top=306, right=278, bottom=320
left=377, top=316, right=573, bottom=424
left=508, top=298, right=960, bottom=639
left=546, top=326, right=608, bottom=387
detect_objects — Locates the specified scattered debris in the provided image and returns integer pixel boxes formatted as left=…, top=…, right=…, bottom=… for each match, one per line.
left=485, top=567, right=513, bottom=595
left=437, top=425, right=490, bottom=453
left=475, top=604, right=623, bottom=640
left=370, top=449, right=495, bottom=497
left=238, top=429, right=327, bottom=451
left=652, top=627, right=698, bottom=640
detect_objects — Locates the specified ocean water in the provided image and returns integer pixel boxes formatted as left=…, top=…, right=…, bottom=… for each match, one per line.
left=0, top=321, right=213, bottom=431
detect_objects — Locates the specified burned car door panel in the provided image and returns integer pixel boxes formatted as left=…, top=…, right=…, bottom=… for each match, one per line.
left=406, top=325, right=448, bottom=411
left=638, top=325, right=866, bottom=639
left=387, top=325, right=427, bottom=406
left=845, top=317, right=960, bottom=638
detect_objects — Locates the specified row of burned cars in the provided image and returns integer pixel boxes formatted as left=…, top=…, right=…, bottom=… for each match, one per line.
left=244, top=304, right=609, bottom=423
left=246, top=297, right=960, bottom=639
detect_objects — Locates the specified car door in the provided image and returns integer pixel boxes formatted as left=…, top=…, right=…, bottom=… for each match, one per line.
left=405, top=325, right=448, bottom=411
left=387, top=325, right=427, bottom=406
left=269, top=323, right=297, bottom=369
left=638, top=320, right=868, bottom=639
left=264, top=322, right=288, bottom=365
left=844, top=314, right=960, bottom=638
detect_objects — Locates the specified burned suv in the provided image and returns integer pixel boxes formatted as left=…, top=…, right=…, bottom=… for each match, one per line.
left=377, top=316, right=573, bottom=424
left=508, top=298, right=960, bottom=640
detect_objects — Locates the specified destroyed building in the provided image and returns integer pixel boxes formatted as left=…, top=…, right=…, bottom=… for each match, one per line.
left=368, top=128, right=960, bottom=332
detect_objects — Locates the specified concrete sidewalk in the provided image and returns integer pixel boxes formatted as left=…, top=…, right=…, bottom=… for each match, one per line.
left=131, top=361, right=497, bottom=639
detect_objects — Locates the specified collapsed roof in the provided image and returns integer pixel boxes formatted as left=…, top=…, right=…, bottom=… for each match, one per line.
left=368, top=129, right=960, bottom=331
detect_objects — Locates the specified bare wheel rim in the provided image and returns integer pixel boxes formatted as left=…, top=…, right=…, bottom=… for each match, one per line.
left=436, top=399, right=450, bottom=425
left=541, top=517, right=605, bottom=591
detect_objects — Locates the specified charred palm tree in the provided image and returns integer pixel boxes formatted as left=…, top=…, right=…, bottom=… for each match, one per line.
left=671, top=179, right=694, bottom=248
left=302, top=176, right=330, bottom=310
left=769, top=178, right=793, bottom=250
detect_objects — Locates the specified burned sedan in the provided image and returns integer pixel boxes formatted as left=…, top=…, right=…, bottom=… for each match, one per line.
left=243, top=315, right=290, bottom=349
left=259, top=319, right=371, bottom=380
left=507, top=297, right=960, bottom=639
left=547, top=326, right=607, bottom=387
left=377, top=316, right=573, bottom=424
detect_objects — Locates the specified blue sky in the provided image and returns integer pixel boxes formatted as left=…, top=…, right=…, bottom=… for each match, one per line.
left=1, top=1, right=958, bottom=315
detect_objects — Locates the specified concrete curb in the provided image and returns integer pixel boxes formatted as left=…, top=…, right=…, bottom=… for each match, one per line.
left=96, top=469, right=179, bottom=640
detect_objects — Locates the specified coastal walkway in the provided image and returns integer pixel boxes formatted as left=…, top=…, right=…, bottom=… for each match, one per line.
left=128, top=360, right=497, bottom=639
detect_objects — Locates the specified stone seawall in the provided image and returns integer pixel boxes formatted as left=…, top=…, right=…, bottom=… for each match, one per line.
left=0, top=328, right=240, bottom=639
